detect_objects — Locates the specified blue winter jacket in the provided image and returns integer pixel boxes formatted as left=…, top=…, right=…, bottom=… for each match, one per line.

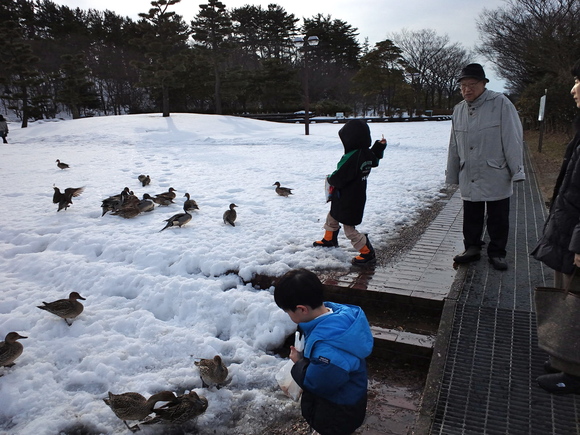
left=291, top=301, right=373, bottom=405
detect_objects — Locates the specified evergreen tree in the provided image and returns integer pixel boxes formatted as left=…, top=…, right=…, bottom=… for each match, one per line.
left=58, top=53, right=99, bottom=119
left=351, top=40, right=406, bottom=116
left=133, top=0, right=191, bottom=117
left=191, top=0, right=232, bottom=114
left=0, top=9, right=47, bottom=127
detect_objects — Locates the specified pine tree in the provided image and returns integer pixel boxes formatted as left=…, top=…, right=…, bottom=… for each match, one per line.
left=132, top=0, right=191, bottom=117
left=191, top=0, right=232, bottom=115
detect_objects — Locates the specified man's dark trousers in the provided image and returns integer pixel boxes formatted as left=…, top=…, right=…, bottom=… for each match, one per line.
left=463, top=197, right=510, bottom=257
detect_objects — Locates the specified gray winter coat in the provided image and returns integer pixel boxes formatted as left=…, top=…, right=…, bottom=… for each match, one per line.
left=446, top=89, right=525, bottom=201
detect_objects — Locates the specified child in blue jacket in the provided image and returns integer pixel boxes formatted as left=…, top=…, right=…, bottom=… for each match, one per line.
left=313, top=119, right=386, bottom=265
left=274, top=268, right=374, bottom=435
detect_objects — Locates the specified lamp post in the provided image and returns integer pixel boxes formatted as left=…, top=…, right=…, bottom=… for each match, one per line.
left=293, top=35, right=319, bottom=135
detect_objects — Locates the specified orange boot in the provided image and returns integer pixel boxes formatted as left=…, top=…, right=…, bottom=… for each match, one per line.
left=313, top=229, right=340, bottom=247
left=352, top=235, right=376, bottom=265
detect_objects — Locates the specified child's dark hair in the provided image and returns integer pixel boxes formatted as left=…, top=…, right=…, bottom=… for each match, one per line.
left=274, top=268, right=324, bottom=311
left=572, top=59, right=580, bottom=78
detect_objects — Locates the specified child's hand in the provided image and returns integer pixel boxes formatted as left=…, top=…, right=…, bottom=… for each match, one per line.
left=380, top=134, right=386, bottom=145
left=289, top=346, right=303, bottom=363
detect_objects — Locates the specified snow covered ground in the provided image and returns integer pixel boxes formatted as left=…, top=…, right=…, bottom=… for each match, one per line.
left=0, top=113, right=451, bottom=434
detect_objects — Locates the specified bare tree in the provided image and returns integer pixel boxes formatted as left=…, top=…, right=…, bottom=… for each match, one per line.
left=477, top=0, right=580, bottom=94
left=391, top=29, right=455, bottom=112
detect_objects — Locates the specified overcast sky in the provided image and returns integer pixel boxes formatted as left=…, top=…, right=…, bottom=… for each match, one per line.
left=51, top=0, right=509, bottom=90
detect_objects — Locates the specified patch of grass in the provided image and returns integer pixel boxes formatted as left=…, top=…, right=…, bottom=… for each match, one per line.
left=525, top=130, right=571, bottom=204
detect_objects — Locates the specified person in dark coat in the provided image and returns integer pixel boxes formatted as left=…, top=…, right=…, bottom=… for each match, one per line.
left=0, top=115, right=8, bottom=144
left=532, top=58, right=580, bottom=394
left=313, top=120, right=386, bottom=265
left=274, top=269, right=373, bottom=435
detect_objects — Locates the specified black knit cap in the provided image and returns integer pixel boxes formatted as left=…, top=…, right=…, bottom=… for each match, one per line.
left=458, top=63, right=489, bottom=83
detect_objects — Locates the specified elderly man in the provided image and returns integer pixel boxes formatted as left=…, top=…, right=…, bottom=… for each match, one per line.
left=446, top=63, right=525, bottom=271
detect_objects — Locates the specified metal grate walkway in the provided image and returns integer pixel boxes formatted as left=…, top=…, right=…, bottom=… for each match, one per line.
left=422, top=144, right=580, bottom=434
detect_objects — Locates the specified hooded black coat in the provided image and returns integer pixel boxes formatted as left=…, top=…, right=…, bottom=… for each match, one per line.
left=532, top=122, right=580, bottom=275
left=327, top=120, right=385, bottom=226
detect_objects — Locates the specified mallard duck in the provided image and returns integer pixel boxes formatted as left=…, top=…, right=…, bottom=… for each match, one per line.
left=194, top=355, right=228, bottom=388
left=104, top=390, right=177, bottom=432
left=155, top=187, right=176, bottom=201
left=183, top=193, right=199, bottom=213
left=53, top=186, right=84, bottom=211
left=273, top=182, right=293, bottom=197
left=37, top=291, right=86, bottom=326
left=223, top=203, right=237, bottom=227
left=56, top=159, right=69, bottom=169
left=159, top=206, right=192, bottom=232
left=145, top=391, right=208, bottom=425
left=138, top=174, right=151, bottom=187
left=0, top=332, right=26, bottom=368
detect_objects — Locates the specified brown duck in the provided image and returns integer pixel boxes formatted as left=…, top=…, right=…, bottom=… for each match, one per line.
left=144, top=193, right=173, bottom=206
left=53, top=186, right=84, bottom=212
left=0, top=332, right=27, bottom=368
left=155, top=187, right=177, bottom=201
left=183, top=193, right=199, bottom=213
left=56, top=159, right=70, bottom=169
left=273, top=182, right=293, bottom=197
left=138, top=174, right=151, bottom=187
left=37, top=291, right=86, bottom=326
left=145, top=390, right=208, bottom=426
left=223, top=203, right=237, bottom=227
left=111, top=195, right=141, bottom=219
left=194, top=355, right=228, bottom=388
left=104, top=390, right=176, bottom=432
left=101, top=187, right=131, bottom=216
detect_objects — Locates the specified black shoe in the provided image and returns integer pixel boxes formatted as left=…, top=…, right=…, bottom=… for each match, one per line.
left=488, top=256, right=508, bottom=271
left=544, top=359, right=560, bottom=374
left=453, top=246, right=481, bottom=263
left=352, top=235, right=376, bottom=265
left=537, top=372, right=580, bottom=394
left=313, top=228, right=340, bottom=248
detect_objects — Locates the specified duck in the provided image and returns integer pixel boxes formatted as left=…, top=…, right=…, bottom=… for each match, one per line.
left=144, top=193, right=173, bottom=206
left=37, top=291, right=86, bottom=326
left=56, top=159, right=69, bottom=169
left=194, top=355, right=228, bottom=388
left=155, top=187, right=177, bottom=201
left=223, top=203, right=237, bottom=227
left=53, top=186, right=84, bottom=211
left=273, top=182, right=293, bottom=197
left=101, top=187, right=131, bottom=216
left=138, top=195, right=155, bottom=213
left=104, top=390, right=177, bottom=432
left=183, top=193, right=199, bottom=213
left=159, top=205, right=192, bottom=232
left=138, top=174, right=151, bottom=187
left=111, top=196, right=142, bottom=219
left=111, top=203, right=141, bottom=219
left=146, top=391, right=208, bottom=425
left=0, top=332, right=27, bottom=368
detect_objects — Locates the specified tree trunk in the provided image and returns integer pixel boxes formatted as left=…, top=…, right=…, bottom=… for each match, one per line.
left=162, top=83, right=170, bottom=117
left=21, top=85, right=29, bottom=128
left=214, top=63, right=222, bottom=114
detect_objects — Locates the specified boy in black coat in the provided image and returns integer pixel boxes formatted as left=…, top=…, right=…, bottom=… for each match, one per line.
left=313, top=119, right=386, bottom=264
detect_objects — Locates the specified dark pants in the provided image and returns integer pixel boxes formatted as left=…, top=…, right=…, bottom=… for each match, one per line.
left=463, top=198, right=510, bottom=257
left=0, top=132, right=6, bottom=143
